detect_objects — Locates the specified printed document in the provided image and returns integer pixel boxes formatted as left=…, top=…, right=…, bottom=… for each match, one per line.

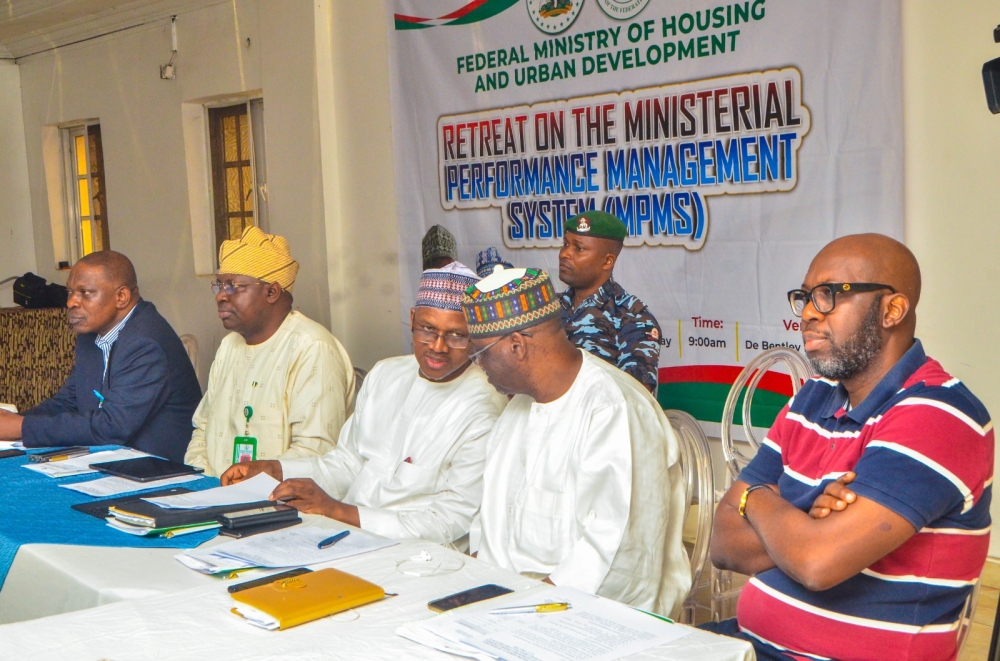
left=177, top=525, right=396, bottom=572
left=60, top=473, right=201, bottom=497
left=401, top=587, right=692, bottom=661
left=143, top=472, right=279, bottom=509
left=22, top=448, right=146, bottom=478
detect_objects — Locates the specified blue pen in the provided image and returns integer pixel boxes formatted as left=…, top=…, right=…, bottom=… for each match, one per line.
left=317, top=530, right=350, bottom=549
left=93, top=390, right=105, bottom=409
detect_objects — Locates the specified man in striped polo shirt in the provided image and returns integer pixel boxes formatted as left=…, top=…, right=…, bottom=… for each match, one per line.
left=706, top=234, right=992, bottom=661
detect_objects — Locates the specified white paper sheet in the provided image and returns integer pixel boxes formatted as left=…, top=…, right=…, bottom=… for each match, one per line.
left=143, top=472, right=280, bottom=509
left=22, top=448, right=146, bottom=478
left=0, top=403, right=17, bottom=413
left=409, top=587, right=693, bottom=661
left=0, top=441, right=24, bottom=450
left=178, top=526, right=396, bottom=571
left=59, top=473, right=201, bottom=497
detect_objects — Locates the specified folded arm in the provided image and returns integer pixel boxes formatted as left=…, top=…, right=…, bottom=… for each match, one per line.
left=740, top=484, right=916, bottom=591
left=710, top=479, right=779, bottom=577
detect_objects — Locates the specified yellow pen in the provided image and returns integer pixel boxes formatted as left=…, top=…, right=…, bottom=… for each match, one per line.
left=489, top=602, right=571, bottom=615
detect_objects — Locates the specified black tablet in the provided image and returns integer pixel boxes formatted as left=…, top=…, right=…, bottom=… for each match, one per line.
left=89, top=456, right=205, bottom=482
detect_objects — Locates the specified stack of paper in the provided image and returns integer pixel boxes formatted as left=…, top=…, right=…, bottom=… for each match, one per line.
left=397, top=587, right=693, bottom=661
left=142, top=472, right=279, bottom=509
left=106, top=518, right=220, bottom=538
left=103, top=473, right=281, bottom=538
left=176, top=525, right=397, bottom=574
left=60, top=473, right=201, bottom=497
left=22, top=448, right=146, bottom=478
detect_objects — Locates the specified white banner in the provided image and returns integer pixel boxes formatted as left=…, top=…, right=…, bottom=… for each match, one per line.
left=386, top=0, right=902, bottom=422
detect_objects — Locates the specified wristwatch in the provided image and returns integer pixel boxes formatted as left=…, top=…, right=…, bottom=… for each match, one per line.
left=739, top=484, right=771, bottom=518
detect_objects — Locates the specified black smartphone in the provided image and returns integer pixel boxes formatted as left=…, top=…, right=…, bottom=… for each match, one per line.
left=0, top=449, right=26, bottom=459
left=217, top=504, right=298, bottom=529
left=227, top=567, right=313, bottom=594
left=428, top=584, right=514, bottom=612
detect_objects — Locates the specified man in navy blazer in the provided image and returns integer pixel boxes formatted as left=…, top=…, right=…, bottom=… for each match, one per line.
left=0, top=251, right=201, bottom=462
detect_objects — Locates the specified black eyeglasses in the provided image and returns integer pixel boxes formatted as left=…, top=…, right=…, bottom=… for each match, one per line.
left=467, top=331, right=533, bottom=364
left=412, top=326, right=471, bottom=350
left=787, top=282, right=896, bottom=317
left=211, top=280, right=268, bottom=296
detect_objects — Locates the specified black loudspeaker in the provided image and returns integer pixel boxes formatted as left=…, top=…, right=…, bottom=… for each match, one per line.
left=984, top=57, right=1000, bottom=114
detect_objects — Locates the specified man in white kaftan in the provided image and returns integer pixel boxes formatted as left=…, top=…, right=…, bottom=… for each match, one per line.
left=462, top=267, right=690, bottom=616
left=223, top=262, right=506, bottom=546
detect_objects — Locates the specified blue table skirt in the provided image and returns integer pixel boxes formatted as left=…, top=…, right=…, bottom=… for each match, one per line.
left=0, top=446, right=221, bottom=589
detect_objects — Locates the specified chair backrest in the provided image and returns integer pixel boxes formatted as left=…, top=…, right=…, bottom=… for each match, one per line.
left=179, top=334, right=198, bottom=379
left=720, top=347, right=811, bottom=481
left=957, top=576, right=981, bottom=657
left=666, top=409, right=715, bottom=602
left=353, top=367, right=368, bottom=396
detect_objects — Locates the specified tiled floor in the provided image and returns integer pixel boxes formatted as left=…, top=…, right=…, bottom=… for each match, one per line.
left=960, top=559, right=1000, bottom=661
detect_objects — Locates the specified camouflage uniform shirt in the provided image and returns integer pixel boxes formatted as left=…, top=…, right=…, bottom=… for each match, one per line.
left=559, top=277, right=662, bottom=390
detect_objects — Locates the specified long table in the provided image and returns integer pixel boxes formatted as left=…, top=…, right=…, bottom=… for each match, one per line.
left=0, top=530, right=754, bottom=661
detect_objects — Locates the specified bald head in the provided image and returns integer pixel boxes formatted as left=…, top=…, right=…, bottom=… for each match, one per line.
left=810, top=234, right=920, bottom=310
left=77, top=250, right=138, bottom=292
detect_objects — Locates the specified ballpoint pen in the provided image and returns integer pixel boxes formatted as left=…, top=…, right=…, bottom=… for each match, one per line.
left=489, top=602, right=571, bottom=614
left=317, top=530, right=350, bottom=549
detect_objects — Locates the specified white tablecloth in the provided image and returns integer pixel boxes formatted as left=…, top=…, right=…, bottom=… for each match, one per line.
left=0, top=517, right=753, bottom=661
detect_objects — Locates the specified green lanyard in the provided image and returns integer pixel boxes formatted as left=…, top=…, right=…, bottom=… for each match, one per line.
left=233, top=405, right=258, bottom=464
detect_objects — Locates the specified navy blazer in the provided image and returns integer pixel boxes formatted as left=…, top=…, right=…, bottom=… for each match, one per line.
left=22, top=300, right=202, bottom=462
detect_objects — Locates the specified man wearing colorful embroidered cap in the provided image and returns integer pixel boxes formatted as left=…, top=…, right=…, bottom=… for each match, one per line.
left=220, top=262, right=507, bottom=547
left=559, top=210, right=662, bottom=392
left=422, top=224, right=458, bottom=270
left=184, top=226, right=355, bottom=477
left=463, top=266, right=690, bottom=616
left=707, top=234, right=992, bottom=661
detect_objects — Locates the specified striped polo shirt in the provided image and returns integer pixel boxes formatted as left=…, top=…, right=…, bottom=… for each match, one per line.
left=737, top=340, right=993, bottom=661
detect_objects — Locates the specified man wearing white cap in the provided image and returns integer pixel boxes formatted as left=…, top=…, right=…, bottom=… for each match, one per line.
left=223, top=262, right=507, bottom=547
left=462, top=266, right=690, bottom=616
left=185, top=226, right=355, bottom=476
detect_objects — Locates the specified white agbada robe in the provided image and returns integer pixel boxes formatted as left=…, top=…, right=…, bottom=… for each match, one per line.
left=478, top=350, right=691, bottom=616
left=280, top=355, right=507, bottom=546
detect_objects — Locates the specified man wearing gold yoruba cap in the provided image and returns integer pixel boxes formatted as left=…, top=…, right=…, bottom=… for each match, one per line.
left=462, top=266, right=690, bottom=617
left=184, top=226, right=356, bottom=477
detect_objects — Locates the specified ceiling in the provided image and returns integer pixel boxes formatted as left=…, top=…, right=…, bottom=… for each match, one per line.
left=0, top=0, right=225, bottom=59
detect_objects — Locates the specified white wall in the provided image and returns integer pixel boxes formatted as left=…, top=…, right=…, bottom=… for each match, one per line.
left=902, top=0, right=1000, bottom=555
left=313, top=0, right=402, bottom=370
left=0, top=61, right=36, bottom=308
left=15, top=0, right=333, bottom=380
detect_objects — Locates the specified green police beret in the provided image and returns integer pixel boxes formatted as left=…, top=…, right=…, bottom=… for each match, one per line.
left=564, top=210, right=627, bottom=241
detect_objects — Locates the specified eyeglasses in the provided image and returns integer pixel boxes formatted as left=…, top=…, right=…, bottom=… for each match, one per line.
left=412, top=326, right=471, bottom=350
left=787, top=282, right=896, bottom=317
left=211, top=280, right=267, bottom=296
left=467, top=331, right=533, bottom=364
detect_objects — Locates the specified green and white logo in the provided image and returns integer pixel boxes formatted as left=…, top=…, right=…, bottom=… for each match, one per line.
left=596, top=0, right=650, bottom=20
left=526, top=0, right=583, bottom=34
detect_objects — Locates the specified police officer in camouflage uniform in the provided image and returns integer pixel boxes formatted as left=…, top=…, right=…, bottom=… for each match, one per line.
left=558, top=210, right=662, bottom=393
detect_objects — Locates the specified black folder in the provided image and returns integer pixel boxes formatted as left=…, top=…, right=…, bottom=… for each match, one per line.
left=71, top=487, right=195, bottom=519
left=108, top=499, right=278, bottom=529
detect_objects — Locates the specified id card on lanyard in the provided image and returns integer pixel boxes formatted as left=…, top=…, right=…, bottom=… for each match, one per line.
left=233, top=405, right=258, bottom=463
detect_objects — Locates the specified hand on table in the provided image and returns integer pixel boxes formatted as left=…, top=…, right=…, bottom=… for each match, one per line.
left=0, top=410, right=24, bottom=440
left=809, top=471, right=857, bottom=519
left=270, top=478, right=360, bottom=527
left=220, top=459, right=282, bottom=486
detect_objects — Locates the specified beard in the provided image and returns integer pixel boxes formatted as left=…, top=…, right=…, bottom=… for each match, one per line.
left=808, top=297, right=883, bottom=381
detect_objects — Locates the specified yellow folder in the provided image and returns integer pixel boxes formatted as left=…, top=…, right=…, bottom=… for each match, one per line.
left=231, top=567, right=385, bottom=630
